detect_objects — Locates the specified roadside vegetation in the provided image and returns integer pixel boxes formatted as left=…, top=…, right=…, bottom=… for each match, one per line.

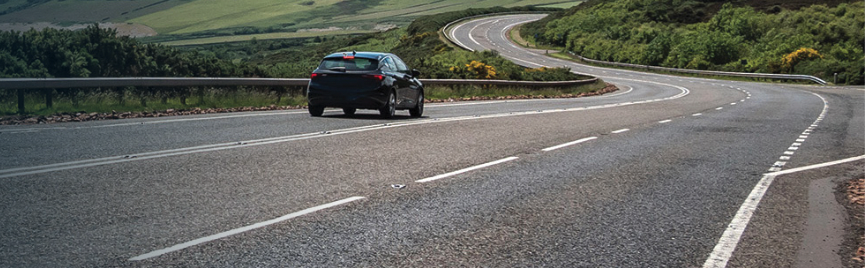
left=0, top=6, right=608, bottom=119
left=521, top=0, right=864, bottom=85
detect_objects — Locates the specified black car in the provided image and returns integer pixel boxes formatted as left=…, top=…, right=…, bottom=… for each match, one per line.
left=307, top=51, right=424, bottom=118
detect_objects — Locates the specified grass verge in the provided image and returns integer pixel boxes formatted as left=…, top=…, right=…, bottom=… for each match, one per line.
left=425, top=79, right=607, bottom=101
left=1, top=88, right=308, bottom=117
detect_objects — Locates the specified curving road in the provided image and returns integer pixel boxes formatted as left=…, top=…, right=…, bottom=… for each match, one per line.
left=0, top=14, right=863, bottom=267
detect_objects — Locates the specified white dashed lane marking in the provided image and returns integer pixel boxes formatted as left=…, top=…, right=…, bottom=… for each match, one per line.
left=130, top=196, right=366, bottom=261
left=416, top=157, right=519, bottom=183
left=542, top=137, right=598, bottom=152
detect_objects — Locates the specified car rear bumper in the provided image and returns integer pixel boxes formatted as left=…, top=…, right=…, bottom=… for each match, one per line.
left=307, top=86, right=388, bottom=109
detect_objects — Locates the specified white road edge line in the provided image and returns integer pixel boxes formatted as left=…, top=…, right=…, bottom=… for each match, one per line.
left=449, top=20, right=475, bottom=52
left=89, top=111, right=306, bottom=129
left=702, top=174, right=776, bottom=268
left=416, top=157, right=519, bottom=183
left=129, top=196, right=366, bottom=261
left=467, top=20, right=494, bottom=49
left=766, top=155, right=865, bottom=177
left=542, top=137, right=598, bottom=152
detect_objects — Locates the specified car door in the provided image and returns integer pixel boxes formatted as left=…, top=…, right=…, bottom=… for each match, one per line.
left=382, top=57, right=410, bottom=107
left=391, top=55, right=419, bottom=107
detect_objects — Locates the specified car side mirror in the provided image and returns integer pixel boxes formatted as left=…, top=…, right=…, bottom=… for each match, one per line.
left=411, top=69, right=421, bottom=78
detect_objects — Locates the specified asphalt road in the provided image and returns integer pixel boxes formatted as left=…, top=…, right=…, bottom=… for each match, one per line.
left=1, top=14, right=863, bottom=267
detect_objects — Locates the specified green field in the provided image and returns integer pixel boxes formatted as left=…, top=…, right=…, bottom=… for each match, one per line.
left=161, top=30, right=374, bottom=46
left=0, top=0, right=580, bottom=34
left=0, top=0, right=576, bottom=45
left=0, top=0, right=188, bottom=23
left=129, top=0, right=346, bottom=34
left=131, top=0, right=574, bottom=35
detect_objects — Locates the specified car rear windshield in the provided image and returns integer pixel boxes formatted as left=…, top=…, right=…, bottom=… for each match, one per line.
left=319, top=57, right=378, bottom=71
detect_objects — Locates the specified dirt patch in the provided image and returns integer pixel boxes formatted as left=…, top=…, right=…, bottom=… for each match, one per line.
left=297, top=26, right=360, bottom=33
left=373, top=24, right=397, bottom=31
left=844, top=176, right=865, bottom=267
left=508, top=24, right=534, bottom=48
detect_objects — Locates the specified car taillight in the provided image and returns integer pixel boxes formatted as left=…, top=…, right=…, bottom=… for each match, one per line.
left=310, top=73, right=319, bottom=79
left=363, top=74, right=384, bottom=81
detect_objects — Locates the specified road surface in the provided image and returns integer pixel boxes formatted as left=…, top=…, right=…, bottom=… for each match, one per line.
left=0, top=14, right=863, bottom=267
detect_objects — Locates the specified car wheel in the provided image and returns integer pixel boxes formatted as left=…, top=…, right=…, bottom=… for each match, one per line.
left=343, top=108, right=356, bottom=116
left=379, top=91, right=395, bottom=119
left=308, top=105, right=324, bottom=116
left=409, top=91, right=423, bottom=117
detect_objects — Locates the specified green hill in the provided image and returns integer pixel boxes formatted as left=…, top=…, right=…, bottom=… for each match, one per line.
left=0, top=0, right=582, bottom=44
left=130, top=0, right=578, bottom=35
left=0, top=0, right=186, bottom=23
left=522, top=0, right=863, bottom=85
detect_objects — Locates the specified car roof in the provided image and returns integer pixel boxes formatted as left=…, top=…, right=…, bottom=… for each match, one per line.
left=323, top=51, right=393, bottom=60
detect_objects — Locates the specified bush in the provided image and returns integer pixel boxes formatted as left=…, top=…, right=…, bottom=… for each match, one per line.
left=523, top=0, right=864, bottom=84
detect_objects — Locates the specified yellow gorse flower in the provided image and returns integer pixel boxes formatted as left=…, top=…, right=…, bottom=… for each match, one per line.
left=451, top=61, right=497, bottom=79
left=781, top=48, right=823, bottom=70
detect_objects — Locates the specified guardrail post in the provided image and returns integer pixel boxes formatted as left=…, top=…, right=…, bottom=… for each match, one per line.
left=17, top=88, right=25, bottom=114
left=45, top=88, right=53, bottom=108
left=834, top=73, right=838, bottom=84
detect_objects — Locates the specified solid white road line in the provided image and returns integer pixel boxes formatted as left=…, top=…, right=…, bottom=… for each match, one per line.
left=89, top=111, right=305, bottom=129
left=467, top=20, right=494, bottom=49
left=703, top=174, right=777, bottom=268
left=542, top=137, right=598, bottom=152
left=416, top=157, right=519, bottom=183
left=129, top=196, right=366, bottom=261
left=449, top=21, right=475, bottom=52
left=766, top=155, right=865, bottom=176
left=2, top=111, right=306, bottom=133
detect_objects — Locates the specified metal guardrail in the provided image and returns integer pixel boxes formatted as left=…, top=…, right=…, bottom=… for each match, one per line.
left=0, top=77, right=310, bottom=89
left=442, top=15, right=829, bottom=85
left=565, top=52, right=828, bottom=85
left=423, top=78, right=596, bottom=87
left=0, top=77, right=597, bottom=114
left=0, top=77, right=595, bottom=89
